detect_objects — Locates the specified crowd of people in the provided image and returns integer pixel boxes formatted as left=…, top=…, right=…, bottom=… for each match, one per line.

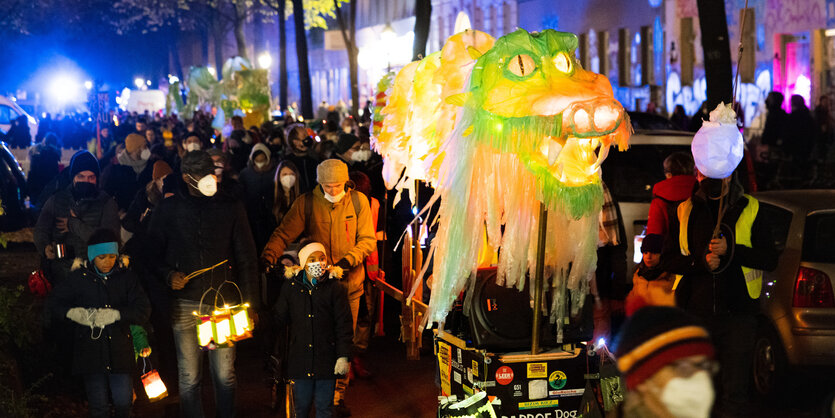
left=30, top=104, right=386, bottom=418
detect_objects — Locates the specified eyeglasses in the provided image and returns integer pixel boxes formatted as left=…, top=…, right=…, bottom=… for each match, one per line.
left=669, top=358, right=719, bottom=377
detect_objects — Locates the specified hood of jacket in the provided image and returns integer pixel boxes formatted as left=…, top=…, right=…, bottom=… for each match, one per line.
left=249, top=143, right=271, bottom=165
left=71, top=255, right=131, bottom=273
left=652, top=174, right=697, bottom=202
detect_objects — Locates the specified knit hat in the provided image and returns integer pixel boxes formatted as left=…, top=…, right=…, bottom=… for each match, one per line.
left=125, top=133, right=146, bottom=154
left=152, top=160, right=173, bottom=182
left=298, top=242, right=327, bottom=268
left=69, top=150, right=100, bottom=179
left=641, top=234, right=664, bottom=254
left=613, top=306, right=714, bottom=390
left=86, top=228, right=119, bottom=262
left=317, top=159, right=349, bottom=184
left=335, top=132, right=360, bottom=154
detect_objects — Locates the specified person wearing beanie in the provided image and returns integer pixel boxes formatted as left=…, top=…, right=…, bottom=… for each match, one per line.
left=146, top=149, right=259, bottom=418
left=613, top=306, right=716, bottom=418
left=101, top=132, right=155, bottom=211
left=261, top=158, right=376, bottom=416
left=334, top=133, right=372, bottom=166
left=46, top=228, right=150, bottom=418
left=624, top=234, right=675, bottom=316
left=275, top=241, right=352, bottom=418
left=239, top=143, right=277, bottom=253
left=284, top=124, right=320, bottom=193
left=34, top=151, right=120, bottom=284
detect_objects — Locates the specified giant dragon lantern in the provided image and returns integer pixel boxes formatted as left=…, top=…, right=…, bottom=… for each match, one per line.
left=373, top=29, right=632, bottom=338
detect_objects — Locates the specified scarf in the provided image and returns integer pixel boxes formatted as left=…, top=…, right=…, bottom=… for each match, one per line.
left=117, top=150, right=148, bottom=175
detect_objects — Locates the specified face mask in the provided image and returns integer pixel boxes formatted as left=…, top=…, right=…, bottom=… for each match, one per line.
left=255, top=161, right=267, bottom=170
left=351, top=149, right=372, bottom=162
left=140, top=148, right=151, bottom=161
left=324, top=190, right=346, bottom=203
left=186, top=142, right=201, bottom=152
left=280, top=175, right=296, bottom=189
left=72, top=181, right=98, bottom=200
left=306, top=261, right=325, bottom=281
left=699, top=178, right=725, bottom=199
left=659, top=370, right=715, bottom=418
left=188, top=174, right=217, bottom=197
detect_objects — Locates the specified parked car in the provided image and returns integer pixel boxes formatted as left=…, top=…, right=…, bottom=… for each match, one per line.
left=602, top=113, right=693, bottom=272
left=0, top=95, right=38, bottom=136
left=0, top=141, right=29, bottom=231
left=750, top=190, right=835, bottom=397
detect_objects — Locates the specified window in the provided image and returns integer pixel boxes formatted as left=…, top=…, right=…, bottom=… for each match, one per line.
left=803, top=213, right=835, bottom=263
left=0, top=105, right=14, bottom=125
left=601, top=144, right=691, bottom=203
left=757, top=203, right=793, bottom=252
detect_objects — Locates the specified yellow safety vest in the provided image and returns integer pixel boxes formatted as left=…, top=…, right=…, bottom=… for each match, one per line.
left=677, top=194, right=763, bottom=299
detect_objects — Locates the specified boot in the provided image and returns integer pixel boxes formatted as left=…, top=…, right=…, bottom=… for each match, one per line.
left=351, top=356, right=372, bottom=379
left=334, top=400, right=352, bottom=417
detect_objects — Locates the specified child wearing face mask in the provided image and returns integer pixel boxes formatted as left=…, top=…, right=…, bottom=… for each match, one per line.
left=613, top=306, right=717, bottom=418
left=274, top=242, right=353, bottom=418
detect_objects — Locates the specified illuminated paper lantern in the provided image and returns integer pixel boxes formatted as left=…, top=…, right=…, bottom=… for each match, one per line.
left=194, top=303, right=253, bottom=349
left=141, top=369, right=168, bottom=401
left=692, top=102, right=743, bottom=179
left=373, top=28, right=632, bottom=328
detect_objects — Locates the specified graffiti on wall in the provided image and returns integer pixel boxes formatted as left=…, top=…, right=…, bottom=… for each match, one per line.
left=666, top=69, right=772, bottom=126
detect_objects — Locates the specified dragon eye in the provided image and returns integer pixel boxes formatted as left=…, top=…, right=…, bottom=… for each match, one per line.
left=507, top=54, right=536, bottom=77
left=553, top=52, right=572, bottom=73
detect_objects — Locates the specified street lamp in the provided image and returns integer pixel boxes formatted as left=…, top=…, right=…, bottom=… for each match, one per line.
left=381, top=23, right=396, bottom=72
left=258, top=52, right=273, bottom=69
left=134, top=78, right=145, bottom=89
left=84, top=80, right=93, bottom=90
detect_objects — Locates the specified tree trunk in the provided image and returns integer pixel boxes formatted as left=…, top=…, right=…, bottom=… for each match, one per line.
left=335, top=0, right=359, bottom=119
left=170, top=29, right=185, bottom=82
left=278, top=0, right=288, bottom=110
left=412, top=0, right=432, bottom=61
left=696, top=0, right=733, bottom=110
left=233, top=2, right=249, bottom=60
left=292, top=0, right=314, bottom=119
left=200, top=27, right=210, bottom=66
left=214, top=28, right=225, bottom=80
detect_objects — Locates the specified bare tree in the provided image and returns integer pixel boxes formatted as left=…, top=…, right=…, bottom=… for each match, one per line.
left=292, top=0, right=313, bottom=119
left=333, top=0, right=359, bottom=119
left=696, top=0, right=733, bottom=110
left=412, top=0, right=431, bottom=61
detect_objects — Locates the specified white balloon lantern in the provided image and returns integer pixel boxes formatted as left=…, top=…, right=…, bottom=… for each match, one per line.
left=691, top=102, right=744, bottom=179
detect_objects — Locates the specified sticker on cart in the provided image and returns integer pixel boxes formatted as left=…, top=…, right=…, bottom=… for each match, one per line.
left=472, top=360, right=479, bottom=377
left=518, top=399, right=559, bottom=410
left=454, top=371, right=462, bottom=384
left=457, top=347, right=463, bottom=364
left=467, top=368, right=473, bottom=383
left=549, top=370, right=568, bottom=390
left=549, top=388, right=585, bottom=398
left=527, top=362, right=547, bottom=379
left=437, top=342, right=452, bottom=396
left=495, top=366, right=514, bottom=385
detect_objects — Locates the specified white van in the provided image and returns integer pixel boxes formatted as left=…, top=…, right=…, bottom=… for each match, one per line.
left=0, top=95, right=38, bottom=136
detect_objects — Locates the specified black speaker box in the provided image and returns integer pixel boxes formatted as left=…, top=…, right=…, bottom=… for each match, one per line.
left=465, top=268, right=594, bottom=351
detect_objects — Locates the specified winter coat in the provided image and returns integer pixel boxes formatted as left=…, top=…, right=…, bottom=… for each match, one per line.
left=284, top=153, right=319, bottom=193
left=27, top=143, right=61, bottom=202
left=667, top=187, right=778, bottom=318
left=34, top=187, right=120, bottom=261
left=646, top=175, right=697, bottom=238
left=101, top=155, right=153, bottom=211
left=274, top=270, right=353, bottom=380
left=262, top=186, right=376, bottom=299
left=46, top=257, right=151, bottom=375
left=146, top=187, right=260, bottom=309
left=239, top=163, right=278, bottom=253
left=626, top=264, right=676, bottom=312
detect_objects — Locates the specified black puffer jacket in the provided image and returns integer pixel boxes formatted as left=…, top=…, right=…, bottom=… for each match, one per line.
left=46, top=257, right=151, bottom=375
left=146, top=188, right=260, bottom=309
left=274, top=271, right=353, bottom=380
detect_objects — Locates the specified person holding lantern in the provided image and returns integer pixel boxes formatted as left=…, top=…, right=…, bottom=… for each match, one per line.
left=275, top=241, right=353, bottom=418
left=665, top=103, right=778, bottom=416
left=46, top=228, right=151, bottom=418
left=146, top=150, right=259, bottom=418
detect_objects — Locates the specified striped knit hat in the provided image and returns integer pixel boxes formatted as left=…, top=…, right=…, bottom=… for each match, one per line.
left=613, top=306, right=714, bottom=390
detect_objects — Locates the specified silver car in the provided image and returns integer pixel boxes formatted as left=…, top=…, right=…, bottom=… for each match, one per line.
left=752, top=190, right=835, bottom=397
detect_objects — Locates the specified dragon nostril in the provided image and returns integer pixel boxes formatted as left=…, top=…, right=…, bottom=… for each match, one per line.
left=594, top=105, right=620, bottom=131
left=573, top=108, right=592, bottom=132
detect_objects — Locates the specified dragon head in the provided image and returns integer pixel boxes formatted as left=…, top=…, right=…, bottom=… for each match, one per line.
left=465, top=29, right=631, bottom=216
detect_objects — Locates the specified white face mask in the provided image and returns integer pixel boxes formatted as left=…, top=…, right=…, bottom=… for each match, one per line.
left=305, top=261, right=325, bottom=280
left=140, top=148, right=151, bottom=160
left=186, top=142, right=201, bottom=152
left=188, top=174, right=217, bottom=197
left=351, top=149, right=372, bottom=162
left=280, top=175, right=296, bottom=189
left=659, top=370, right=715, bottom=418
left=324, top=190, right=346, bottom=203
left=255, top=161, right=267, bottom=170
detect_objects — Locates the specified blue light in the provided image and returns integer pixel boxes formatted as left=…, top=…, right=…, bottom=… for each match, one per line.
left=597, top=337, right=606, bottom=347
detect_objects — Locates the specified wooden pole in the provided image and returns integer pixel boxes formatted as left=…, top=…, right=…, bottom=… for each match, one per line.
left=532, top=201, right=548, bottom=355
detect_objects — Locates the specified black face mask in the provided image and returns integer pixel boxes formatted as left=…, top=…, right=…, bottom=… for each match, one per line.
left=72, top=181, right=98, bottom=200
left=699, top=178, right=724, bottom=199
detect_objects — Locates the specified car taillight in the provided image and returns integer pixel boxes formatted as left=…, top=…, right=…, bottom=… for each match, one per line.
left=793, top=267, right=835, bottom=308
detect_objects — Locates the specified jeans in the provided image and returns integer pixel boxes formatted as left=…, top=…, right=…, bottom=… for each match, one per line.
left=83, top=373, right=132, bottom=418
left=172, top=299, right=237, bottom=418
left=293, top=379, right=335, bottom=418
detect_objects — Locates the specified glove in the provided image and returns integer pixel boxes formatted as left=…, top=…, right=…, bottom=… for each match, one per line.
left=336, top=258, right=352, bottom=271
left=93, top=308, right=121, bottom=327
left=334, top=357, right=350, bottom=376
left=66, top=307, right=93, bottom=326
